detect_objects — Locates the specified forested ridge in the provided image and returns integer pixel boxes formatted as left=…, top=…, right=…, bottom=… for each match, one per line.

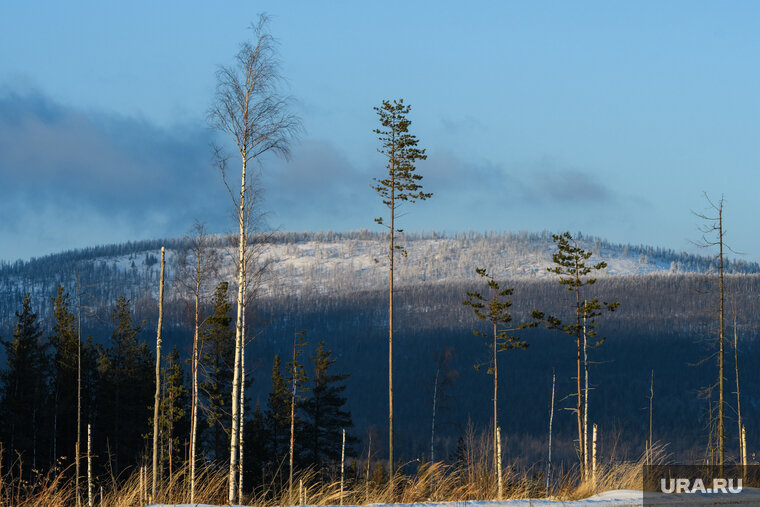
left=0, top=231, right=756, bottom=487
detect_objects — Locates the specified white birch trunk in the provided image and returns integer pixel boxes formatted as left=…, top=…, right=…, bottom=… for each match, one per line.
left=190, top=275, right=200, bottom=503
left=228, top=156, right=247, bottom=504
left=547, top=372, right=555, bottom=495
left=152, top=246, right=165, bottom=501
left=87, top=424, right=93, bottom=507
left=239, top=334, right=245, bottom=499
left=592, top=424, right=597, bottom=486
left=340, top=428, right=346, bottom=507
left=496, top=426, right=503, bottom=501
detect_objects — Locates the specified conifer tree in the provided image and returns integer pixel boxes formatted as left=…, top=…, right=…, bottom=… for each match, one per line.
left=159, top=346, right=189, bottom=481
left=96, top=296, right=153, bottom=475
left=301, top=341, right=355, bottom=471
left=287, top=330, right=308, bottom=493
left=463, top=269, right=529, bottom=484
left=49, top=285, right=78, bottom=466
left=533, top=232, right=618, bottom=474
left=372, top=98, right=430, bottom=479
left=0, top=293, right=48, bottom=472
left=200, top=282, right=235, bottom=460
left=266, top=355, right=290, bottom=470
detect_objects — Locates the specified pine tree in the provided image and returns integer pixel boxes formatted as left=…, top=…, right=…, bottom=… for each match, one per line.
left=96, top=296, right=153, bottom=475
left=49, top=285, right=78, bottom=466
left=0, top=293, right=49, bottom=472
left=372, top=98, right=430, bottom=480
left=463, top=268, right=529, bottom=485
left=301, top=341, right=355, bottom=471
left=200, top=281, right=235, bottom=461
left=159, top=346, right=189, bottom=481
left=266, top=355, right=290, bottom=470
left=533, top=232, right=619, bottom=474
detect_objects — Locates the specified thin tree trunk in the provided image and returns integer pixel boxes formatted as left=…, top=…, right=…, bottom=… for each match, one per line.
left=649, top=370, right=654, bottom=465
left=575, top=264, right=584, bottom=473
left=718, top=207, right=724, bottom=468
left=496, top=426, right=502, bottom=501
left=733, top=296, right=742, bottom=465
left=340, top=428, right=346, bottom=507
left=190, top=276, right=199, bottom=503
left=152, top=246, right=165, bottom=501
left=583, top=305, right=588, bottom=479
left=493, top=321, right=498, bottom=478
left=388, top=185, right=395, bottom=486
left=430, top=367, right=439, bottom=498
left=239, top=332, right=245, bottom=499
left=592, top=424, right=597, bottom=486
left=229, top=154, right=247, bottom=504
left=289, top=331, right=297, bottom=497
left=87, top=424, right=92, bottom=507
left=76, top=272, right=83, bottom=507
left=547, top=371, right=555, bottom=495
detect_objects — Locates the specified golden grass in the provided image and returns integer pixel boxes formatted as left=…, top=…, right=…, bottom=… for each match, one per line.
left=0, top=444, right=668, bottom=506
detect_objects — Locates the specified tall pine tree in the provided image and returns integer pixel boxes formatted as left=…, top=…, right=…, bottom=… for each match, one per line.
left=49, top=285, right=78, bottom=466
left=0, top=293, right=49, bottom=472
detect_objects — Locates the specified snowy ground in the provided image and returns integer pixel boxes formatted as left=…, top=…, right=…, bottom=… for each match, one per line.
left=146, top=486, right=760, bottom=507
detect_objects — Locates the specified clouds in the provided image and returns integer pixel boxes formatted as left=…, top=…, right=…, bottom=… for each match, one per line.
left=0, top=90, right=229, bottom=260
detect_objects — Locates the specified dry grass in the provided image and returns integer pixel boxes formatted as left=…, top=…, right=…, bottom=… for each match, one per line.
left=0, top=444, right=668, bottom=506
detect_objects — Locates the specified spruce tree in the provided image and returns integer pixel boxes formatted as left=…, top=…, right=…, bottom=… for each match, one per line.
left=372, top=98, right=430, bottom=479
left=301, top=341, right=355, bottom=471
left=96, top=296, right=153, bottom=475
left=159, top=346, right=189, bottom=480
left=200, top=281, right=235, bottom=460
left=49, top=285, right=78, bottom=466
left=266, top=355, right=290, bottom=470
left=0, top=293, right=48, bottom=472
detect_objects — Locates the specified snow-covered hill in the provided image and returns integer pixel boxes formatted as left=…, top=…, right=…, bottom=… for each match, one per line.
left=1, top=230, right=756, bottom=325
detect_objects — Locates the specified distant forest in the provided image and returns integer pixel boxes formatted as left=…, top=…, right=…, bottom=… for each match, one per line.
left=1, top=233, right=757, bottom=477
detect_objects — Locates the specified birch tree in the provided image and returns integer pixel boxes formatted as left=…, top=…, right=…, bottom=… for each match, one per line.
left=208, top=15, right=300, bottom=503
left=372, top=98, right=430, bottom=481
left=177, top=222, right=218, bottom=502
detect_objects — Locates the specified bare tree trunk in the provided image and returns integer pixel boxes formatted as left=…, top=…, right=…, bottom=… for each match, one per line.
left=388, top=192, right=395, bottom=487
left=430, top=367, right=439, bottom=498
left=289, top=331, right=297, bottom=497
left=718, top=207, right=725, bottom=468
left=76, top=272, right=83, bottom=507
left=649, top=370, right=654, bottom=465
left=340, top=428, right=346, bottom=507
left=87, top=424, right=92, bottom=507
left=152, top=246, right=165, bottom=501
left=492, top=321, right=498, bottom=479
left=496, top=427, right=502, bottom=501
left=583, top=305, right=588, bottom=480
left=239, top=331, right=245, bottom=500
left=546, top=372, right=555, bottom=496
left=229, top=155, right=247, bottom=504
left=575, top=269, right=584, bottom=474
left=189, top=278, right=199, bottom=503
left=733, top=296, right=743, bottom=465
left=592, top=424, right=597, bottom=486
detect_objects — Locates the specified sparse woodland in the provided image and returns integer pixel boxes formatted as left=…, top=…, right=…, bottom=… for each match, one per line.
left=1, top=15, right=758, bottom=507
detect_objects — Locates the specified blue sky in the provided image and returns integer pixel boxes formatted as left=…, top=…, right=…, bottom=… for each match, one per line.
left=1, top=1, right=759, bottom=261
